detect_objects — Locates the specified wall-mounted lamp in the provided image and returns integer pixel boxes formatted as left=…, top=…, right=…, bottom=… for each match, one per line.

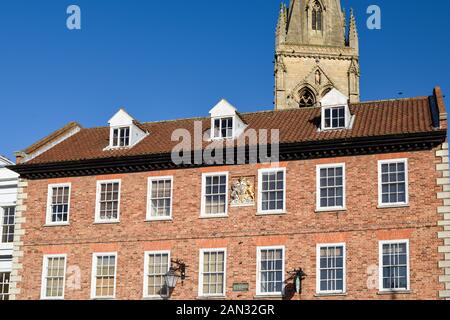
left=164, top=259, right=187, bottom=289
left=289, top=268, right=307, bottom=294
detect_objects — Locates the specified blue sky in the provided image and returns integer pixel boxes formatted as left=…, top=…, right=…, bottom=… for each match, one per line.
left=0, top=0, right=449, bottom=160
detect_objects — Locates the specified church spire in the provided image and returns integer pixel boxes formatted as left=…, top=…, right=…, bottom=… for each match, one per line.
left=348, top=8, right=359, bottom=53
left=276, top=3, right=287, bottom=47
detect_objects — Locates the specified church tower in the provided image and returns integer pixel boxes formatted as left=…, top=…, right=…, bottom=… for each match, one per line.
left=274, top=0, right=360, bottom=110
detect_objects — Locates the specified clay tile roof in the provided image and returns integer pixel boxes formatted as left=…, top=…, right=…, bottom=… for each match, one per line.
left=23, top=95, right=442, bottom=165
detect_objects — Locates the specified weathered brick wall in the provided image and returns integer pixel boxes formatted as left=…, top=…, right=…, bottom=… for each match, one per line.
left=14, top=149, right=445, bottom=300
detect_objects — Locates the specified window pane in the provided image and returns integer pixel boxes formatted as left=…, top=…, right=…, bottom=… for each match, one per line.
left=94, top=255, right=116, bottom=298
left=381, top=242, right=408, bottom=290
left=380, top=161, right=407, bottom=205
left=98, top=182, right=120, bottom=221
left=1, top=207, right=15, bottom=243
left=50, top=186, right=70, bottom=223
left=318, top=245, right=345, bottom=293
left=324, top=106, right=346, bottom=129
left=259, top=249, right=283, bottom=294
left=204, top=175, right=227, bottom=215
left=146, top=253, right=169, bottom=297
left=261, top=171, right=285, bottom=213
left=201, top=250, right=226, bottom=296
left=44, top=257, right=66, bottom=298
left=318, top=166, right=344, bottom=209
left=150, top=179, right=172, bottom=218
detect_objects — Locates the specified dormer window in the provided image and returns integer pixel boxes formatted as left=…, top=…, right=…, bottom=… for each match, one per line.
left=112, top=126, right=130, bottom=147
left=320, top=89, right=353, bottom=131
left=213, top=117, right=234, bottom=139
left=106, top=109, right=149, bottom=150
left=323, top=106, right=346, bottom=129
left=209, top=99, right=246, bottom=141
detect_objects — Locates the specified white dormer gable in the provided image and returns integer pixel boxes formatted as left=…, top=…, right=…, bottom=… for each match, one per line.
left=209, top=99, right=246, bottom=140
left=320, top=89, right=353, bottom=130
left=107, top=109, right=148, bottom=149
left=321, top=88, right=349, bottom=107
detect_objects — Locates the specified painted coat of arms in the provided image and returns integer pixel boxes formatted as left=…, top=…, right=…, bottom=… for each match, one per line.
left=230, top=177, right=255, bottom=207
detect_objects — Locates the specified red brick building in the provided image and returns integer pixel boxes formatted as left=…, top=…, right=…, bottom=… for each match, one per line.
left=7, top=87, right=450, bottom=300
left=6, top=0, right=450, bottom=300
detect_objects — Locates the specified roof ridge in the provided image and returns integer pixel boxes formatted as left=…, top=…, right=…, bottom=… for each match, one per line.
left=357, top=95, right=429, bottom=105
left=73, top=95, right=432, bottom=131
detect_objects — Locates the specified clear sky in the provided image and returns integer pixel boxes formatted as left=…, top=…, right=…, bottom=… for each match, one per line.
left=0, top=0, right=449, bottom=160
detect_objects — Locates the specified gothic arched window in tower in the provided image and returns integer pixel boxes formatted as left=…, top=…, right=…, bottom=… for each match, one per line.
left=312, top=1, right=323, bottom=31
left=298, top=88, right=316, bottom=108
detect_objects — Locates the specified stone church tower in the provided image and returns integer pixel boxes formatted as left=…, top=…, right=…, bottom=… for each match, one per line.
left=274, top=0, right=360, bottom=110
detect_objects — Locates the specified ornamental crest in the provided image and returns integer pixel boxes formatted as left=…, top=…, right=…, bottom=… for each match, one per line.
left=230, top=177, right=255, bottom=207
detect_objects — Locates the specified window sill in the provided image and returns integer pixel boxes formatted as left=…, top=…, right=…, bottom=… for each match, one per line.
left=43, top=223, right=70, bottom=228
left=146, top=217, right=173, bottom=222
left=314, top=292, right=348, bottom=297
left=256, top=211, right=286, bottom=216
left=377, top=204, right=410, bottom=209
left=377, top=290, right=411, bottom=295
left=143, top=296, right=168, bottom=300
left=196, top=296, right=227, bottom=300
left=199, top=214, right=229, bottom=219
left=253, top=294, right=283, bottom=300
left=315, top=208, right=347, bottom=213
left=93, top=221, right=120, bottom=225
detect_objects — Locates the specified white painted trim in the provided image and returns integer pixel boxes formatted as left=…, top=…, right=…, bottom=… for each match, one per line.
left=143, top=250, right=171, bottom=299
left=378, top=239, right=410, bottom=292
left=45, top=183, right=72, bottom=226
left=257, top=168, right=287, bottom=215
left=0, top=206, right=15, bottom=251
left=90, top=252, right=118, bottom=300
left=256, top=246, right=285, bottom=297
left=316, top=163, right=346, bottom=212
left=146, top=176, right=174, bottom=221
left=377, top=159, right=409, bottom=208
left=210, top=116, right=235, bottom=140
left=198, top=248, right=227, bottom=298
left=108, top=125, right=131, bottom=149
left=94, top=179, right=121, bottom=224
left=200, top=172, right=229, bottom=218
left=316, top=243, right=347, bottom=295
left=40, top=254, right=67, bottom=300
left=320, top=105, right=352, bottom=131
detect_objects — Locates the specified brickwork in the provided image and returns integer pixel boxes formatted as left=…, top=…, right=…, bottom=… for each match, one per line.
left=13, top=150, right=445, bottom=300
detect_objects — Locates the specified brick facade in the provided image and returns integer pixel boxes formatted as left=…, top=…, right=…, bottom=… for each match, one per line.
left=13, top=149, right=446, bottom=300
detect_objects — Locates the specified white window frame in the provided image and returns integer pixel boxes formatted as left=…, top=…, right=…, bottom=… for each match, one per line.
left=40, top=254, right=67, bottom=300
left=110, top=126, right=131, bottom=148
left=321, top=105, right=350, bottom=130
left=200, top=172, right=229, bottom=218
left=378, top=159, right=409, bottom=208
left=90, top=252, right=118, bottom=300
left=0, top=205, right=16, bottom=250
left=0, top=271, right=11, bottom=300
left=211, top=117, right=235, bottom=140
left=198, top=248, right=227, bottom=298
left=378, top=239, right=410, bottom=293
left=316, top=243, right=346, bottom=295
left=143, top=250, right=171, bottom=299
left=146, top=176, right=174, bottom=221
left=256, top=246, right=285, bottom=297
left=316, top=163, right=346, bottom=212
left=257, top=168, right=287, bottom=215
left=95, top=179, right=121, bottom=224
left=46, top=183, right=71, bottom=226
